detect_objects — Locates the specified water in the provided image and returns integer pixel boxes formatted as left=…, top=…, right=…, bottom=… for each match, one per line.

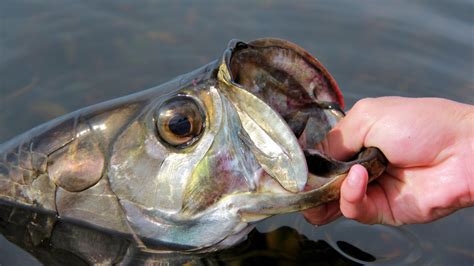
left=0, top=0, right=473, bottom=264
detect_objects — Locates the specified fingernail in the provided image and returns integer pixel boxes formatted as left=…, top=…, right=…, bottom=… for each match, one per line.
left=347, top=169, right=360, bottom=187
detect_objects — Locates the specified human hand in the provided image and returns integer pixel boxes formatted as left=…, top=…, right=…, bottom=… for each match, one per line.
left=304, top=97, right=473, bottom=225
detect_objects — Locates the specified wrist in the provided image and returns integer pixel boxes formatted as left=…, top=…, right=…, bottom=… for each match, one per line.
left=457, top=103, right=474, bottom=207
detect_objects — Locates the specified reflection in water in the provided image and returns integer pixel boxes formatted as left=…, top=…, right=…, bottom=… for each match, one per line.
left=208, top=227, right=360, bottom=266
left=336, top=241, right=376, bottom=263
left=323, top=218, right=422, bottom=264
left=0, top=0, right=473, bottom=265
left=0, top=213, right=362, bottom=266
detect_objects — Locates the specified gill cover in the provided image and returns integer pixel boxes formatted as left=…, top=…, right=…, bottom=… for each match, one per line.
left=218, top=61, right=307, bottom=193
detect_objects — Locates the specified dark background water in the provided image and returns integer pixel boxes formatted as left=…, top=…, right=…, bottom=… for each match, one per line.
left=0, top=0, right=473, bottom=265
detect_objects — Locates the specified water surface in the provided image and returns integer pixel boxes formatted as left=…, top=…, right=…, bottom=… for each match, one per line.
left=1, top=0, right=473, bottom=265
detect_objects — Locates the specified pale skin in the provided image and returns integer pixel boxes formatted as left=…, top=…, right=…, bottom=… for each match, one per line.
left=304, top=97, right=474, bottom=226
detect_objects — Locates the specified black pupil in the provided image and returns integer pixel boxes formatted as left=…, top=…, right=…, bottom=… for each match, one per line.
left=169, top=115, right=191, bottom=136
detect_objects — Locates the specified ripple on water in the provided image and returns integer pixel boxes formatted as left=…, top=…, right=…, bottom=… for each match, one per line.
left=322, top=219, right=423, bottom=265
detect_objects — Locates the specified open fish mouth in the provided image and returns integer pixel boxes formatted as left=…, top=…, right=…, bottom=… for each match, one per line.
left=109, top=39, right=388, bottom=252
left=0, top=37, right=387, bottom=256
left=179, top=39, right=388, bottom=252
left=217, top=38, right=388, bottom=214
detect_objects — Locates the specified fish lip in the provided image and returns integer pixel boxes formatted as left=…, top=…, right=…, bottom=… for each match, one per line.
left=235, top=148, right=386, bottom=220
left=255, top=146, right=388, bottom=194
left=302, top=147, right=388, bottom=192
left=302, top=149, right=349, bottom=192
left=254, top=148, right=341, bottom=194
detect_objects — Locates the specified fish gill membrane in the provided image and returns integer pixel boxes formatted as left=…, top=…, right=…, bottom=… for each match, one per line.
left=0, top=38, right=387, bottom=263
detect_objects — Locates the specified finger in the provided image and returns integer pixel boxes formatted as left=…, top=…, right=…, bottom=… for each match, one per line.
left=325, top=98, right=378, bottom=160
left=340, top=165, right=379, bottom=224
left=303, top=200, right=341, bottom=225
left=341, top=164, right=368, bottom=203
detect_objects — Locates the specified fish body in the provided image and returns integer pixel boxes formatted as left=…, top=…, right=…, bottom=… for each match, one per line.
left=0, top=39, right=386, bottom=264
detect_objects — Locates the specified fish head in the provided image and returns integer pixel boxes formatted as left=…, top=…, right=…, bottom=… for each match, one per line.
left=105, top=39, right=386, bottom=253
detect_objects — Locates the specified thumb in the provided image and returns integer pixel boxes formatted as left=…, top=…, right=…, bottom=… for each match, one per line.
left=340, top=164, right=380, bottom=224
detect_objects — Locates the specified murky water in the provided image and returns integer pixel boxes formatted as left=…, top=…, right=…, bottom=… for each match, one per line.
left=1, top=0, right=473, bottom=265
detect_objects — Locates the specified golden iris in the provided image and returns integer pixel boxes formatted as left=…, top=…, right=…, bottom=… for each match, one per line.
left=156, top=96, right=205, bottom=147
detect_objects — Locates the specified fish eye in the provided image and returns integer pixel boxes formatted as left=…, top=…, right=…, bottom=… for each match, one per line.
left=156, top=96, right=205, bottom=147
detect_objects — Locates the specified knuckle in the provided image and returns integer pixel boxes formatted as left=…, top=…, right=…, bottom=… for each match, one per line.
left=352, top=98, right=376, bottom=114
left=348, top=98, right=377, bottom=128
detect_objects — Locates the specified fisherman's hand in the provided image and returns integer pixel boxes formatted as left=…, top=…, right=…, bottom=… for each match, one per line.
left=303, top=97, right=474, bottom=225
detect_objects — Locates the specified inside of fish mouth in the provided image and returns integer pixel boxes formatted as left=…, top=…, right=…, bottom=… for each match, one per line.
left=227, top=43, right=351, bottom=189
left=282, top=104, right=349, bottom=187
left=288, top=105, right=350, bottom=188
